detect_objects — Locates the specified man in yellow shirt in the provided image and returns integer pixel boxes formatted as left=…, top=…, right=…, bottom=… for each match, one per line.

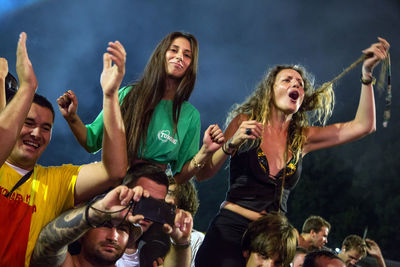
left=0, top=32, right=128, bottom=267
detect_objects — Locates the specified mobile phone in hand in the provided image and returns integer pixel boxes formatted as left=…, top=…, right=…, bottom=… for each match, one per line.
left=132, top=196, right=176, bottom=226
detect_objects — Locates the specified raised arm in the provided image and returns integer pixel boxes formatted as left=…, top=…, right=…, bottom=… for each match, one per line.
left=57, top=90, right=89, bottom=150
left=0, top=32, right=37, bottom=166
left=366, top=239, right=386, bottom=267
left=195, top=115, right=263, bottom=181
left=303, top=37, right=390, bottom=155
left=162, top=209, right=193, bottom=267
left=174, top=124, right=225, bottom=183
left=74, top=41, right=128, bottom=204
left=31, top=185, right=143, bottom=267
left=0, top=58, right=7, bottom=110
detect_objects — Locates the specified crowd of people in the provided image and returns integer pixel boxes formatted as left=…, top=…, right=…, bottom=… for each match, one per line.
left=0, top=30, right=390, bottom=267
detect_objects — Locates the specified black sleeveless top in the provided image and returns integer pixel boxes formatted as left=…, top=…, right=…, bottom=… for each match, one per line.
left=226, top=143, right=302, bottom=213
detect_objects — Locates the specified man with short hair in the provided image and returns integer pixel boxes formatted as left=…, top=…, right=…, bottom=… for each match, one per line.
left=298, top=215, right=331, bottom=252
left=31, top=185, right=193, bottom=267
left=338, top=235, right=386, bottom=267
left=241, top=213, right=297, bottom=267
left=303, top=250, right=345, bottom=267
left=0, top=32, right=128, bottom=267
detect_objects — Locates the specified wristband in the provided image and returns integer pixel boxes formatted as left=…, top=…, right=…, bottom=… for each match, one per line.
left=170, top=237, right=191, bottom=249
left=361, top=75, right=376, bottom=85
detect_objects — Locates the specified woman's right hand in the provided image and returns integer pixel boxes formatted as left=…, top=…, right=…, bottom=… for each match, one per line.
left=57, top=89, right=78, bottom=121
left=229, top=120, right=263, bottom=148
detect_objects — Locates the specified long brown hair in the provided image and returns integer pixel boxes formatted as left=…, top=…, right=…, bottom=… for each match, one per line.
left=121, top=32, right=199, bottom=164
left=226, top=64, right=335, bottom=162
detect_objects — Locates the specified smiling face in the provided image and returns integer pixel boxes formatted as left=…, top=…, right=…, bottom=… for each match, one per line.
left=7, top=103, right=53, bottom=170
left=272, top=68, right=305, bottom=115
left=165, top=37, right=192, bottom=79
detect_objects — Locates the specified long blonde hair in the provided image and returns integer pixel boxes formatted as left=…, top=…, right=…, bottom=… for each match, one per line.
left=226, top=64, right=335, bottom=162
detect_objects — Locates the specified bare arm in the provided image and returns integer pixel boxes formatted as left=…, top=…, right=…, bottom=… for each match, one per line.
left=195, top=115, right=263, bottom=181
left=57, top=90, right=89, bottom=150
left=366, top=239, right=386, bottom=267
left=303, top=38, right=390, bottom=155
left=0, top=32, right=37, bottom=166
left=31, top=186, right=142, bottom=267
left=174, top=124, right=224, bottom=184
left=74, top=41, right=128, bottom=204
left=162, top=209, right=193, bottom=267
left=0, top=58, right=7, bottom=110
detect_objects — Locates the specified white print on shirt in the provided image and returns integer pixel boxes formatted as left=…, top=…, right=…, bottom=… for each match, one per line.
left=158, top=130, right=177, bottom=144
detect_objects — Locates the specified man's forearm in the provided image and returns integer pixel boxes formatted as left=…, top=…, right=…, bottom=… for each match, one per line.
left=31, top=205, right=92, bottom=266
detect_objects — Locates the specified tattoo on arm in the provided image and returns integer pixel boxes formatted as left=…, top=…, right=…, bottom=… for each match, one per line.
left=30, top=205, right=92, bottom=267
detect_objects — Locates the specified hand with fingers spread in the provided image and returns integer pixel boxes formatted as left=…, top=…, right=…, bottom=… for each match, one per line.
left=57, top=89, right=78, bottom=121
left=16, top=32, right=37, bottom=92
left=203, top=124, right=225, bottom=153
left=101, top=40, right=126, bottom=96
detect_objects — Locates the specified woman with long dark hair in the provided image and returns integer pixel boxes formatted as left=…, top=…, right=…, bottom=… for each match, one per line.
left=58, top=32, right=223, bottom=182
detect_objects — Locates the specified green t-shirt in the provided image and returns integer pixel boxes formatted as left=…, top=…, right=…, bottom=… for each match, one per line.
left=86, top=86, right=201, bottom=173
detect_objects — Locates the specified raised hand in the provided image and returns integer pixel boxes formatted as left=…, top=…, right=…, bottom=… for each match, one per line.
left=0, top=58, right=8, bottom=109
left=362, top=37, right=390, bottom=75
left=100, top=40, right=126, bottom=96
left=203, top=124, right=225, bottom=153
left=57, top=90, right=78, bottom=120
left=365, top=239, right=383, bottom=258
left=163, top=208, right=193, bottom=245
left=16, top=32, right=37, bottom=92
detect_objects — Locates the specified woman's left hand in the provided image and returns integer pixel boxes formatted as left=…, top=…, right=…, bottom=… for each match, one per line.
left=100, top=40, right=126, bottom=96
left=362, top=37, right=390, bottom=75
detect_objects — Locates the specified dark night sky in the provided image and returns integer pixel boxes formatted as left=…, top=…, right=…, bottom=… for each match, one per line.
left=1, top=0, right=399, bottom=261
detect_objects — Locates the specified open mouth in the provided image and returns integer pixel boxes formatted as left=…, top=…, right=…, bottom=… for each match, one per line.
left=289, top=91, right=299, bottom=100
left=23, top=140, right=40, bottom=149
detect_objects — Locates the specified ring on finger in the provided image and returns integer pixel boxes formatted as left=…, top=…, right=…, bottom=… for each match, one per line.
left=245, top=128, right=252, bottom=135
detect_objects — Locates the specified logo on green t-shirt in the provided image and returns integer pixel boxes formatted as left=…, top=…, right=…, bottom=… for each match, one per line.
left=158, top=130, right=177, bottom=144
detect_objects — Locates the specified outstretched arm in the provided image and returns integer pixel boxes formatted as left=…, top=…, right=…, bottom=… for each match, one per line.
left=31, top=185, right=144, bottom=267
left=0, top=32, right=37, bottom=166
left=303, top=37, right=390, bottom=155
left=74, top=41, right=128, bottom=204
left=57, top=90, right=89, bottom=150
left=174, top=124, right=225, bottom=183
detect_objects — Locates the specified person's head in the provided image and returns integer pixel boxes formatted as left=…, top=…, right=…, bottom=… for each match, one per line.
left=242, top=213, right=297, bottom=267
left=166, top=177, right=199, bottom=217
left=301, top=216, right=331, bottom=249
left=303, top=250, right=345, bottom=267
left=292, top=247, right=308, bottom=267
left=123, top=162, right=169, bottom=232
left=121, top=31, right=199, bottom=165
left=226, top=64, right=334, bottom=163
left=7, top=92, right=55, bottom=169
left=338, top=235, right=367, bottom=267
left=80, top=221, right=131, bottom=265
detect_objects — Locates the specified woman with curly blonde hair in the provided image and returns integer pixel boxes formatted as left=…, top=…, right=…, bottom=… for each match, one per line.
left=195, top=37, right=389, bottom=267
